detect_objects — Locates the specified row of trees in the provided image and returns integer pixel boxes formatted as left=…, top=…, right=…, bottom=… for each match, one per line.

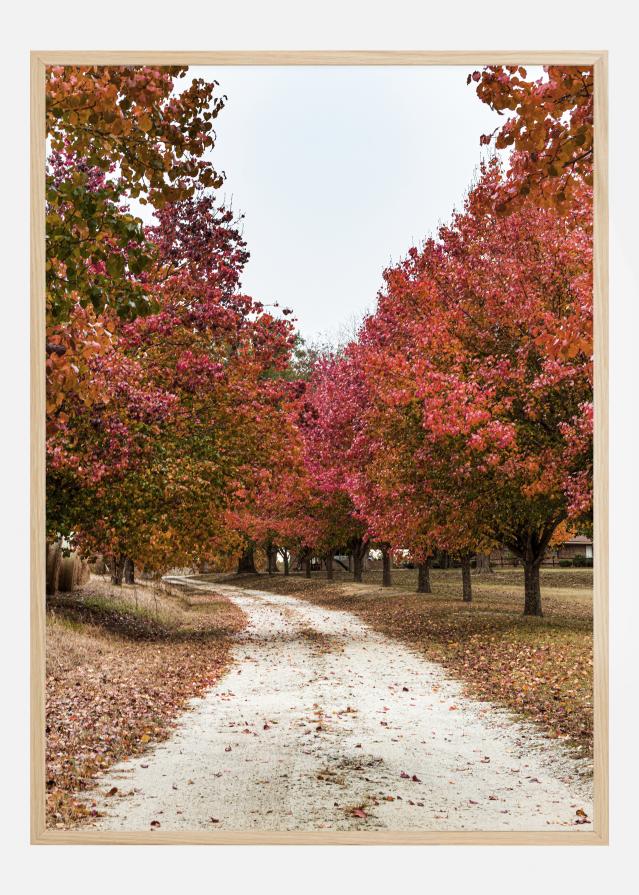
left=227, top=66, right=594, bottom=617
left=46, top=64, right=593, bottom=617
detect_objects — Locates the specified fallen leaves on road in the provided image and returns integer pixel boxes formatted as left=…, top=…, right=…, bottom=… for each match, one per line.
left=46, top=577, right=246, bottom=828
left=234, top=567, right=593, bottom=759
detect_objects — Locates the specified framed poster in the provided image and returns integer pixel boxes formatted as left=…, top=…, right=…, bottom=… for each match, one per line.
left=31, top=51, right=608, bottom=844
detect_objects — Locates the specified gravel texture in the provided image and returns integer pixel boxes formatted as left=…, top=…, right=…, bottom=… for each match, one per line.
left=90, top=579, right=593, bottom=832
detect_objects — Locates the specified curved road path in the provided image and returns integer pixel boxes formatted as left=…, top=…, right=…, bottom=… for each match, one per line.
left=91, top=578, right=592, bottom=832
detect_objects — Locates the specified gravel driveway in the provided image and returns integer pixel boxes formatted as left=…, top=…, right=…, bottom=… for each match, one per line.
left=91, top=579, right=593, bottom=832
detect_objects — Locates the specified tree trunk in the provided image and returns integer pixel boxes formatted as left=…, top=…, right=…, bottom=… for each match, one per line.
left=523, top=558, right=543, bottom=616
left=123, top=557, right=134, bottom=584
left=111, top=555, right=124, bottom=586
left=352, top=537, right=368, bottom=583
left=325, top=554, right=334, bottom=580
left=304, top=555, right=312, bottom=579
left=461, top=554, right=472, bottom=602
left=417, top=558, right=432, bottom=594
left=237, top=546, right=257, bottom=574
left=46, top=541, right=62, bottom=596
left=281, top=548, right=290, bottom=576
left=266, top=544, right=277, bottom=575
left=474, top=552, right=493, bottom=574
left=382, top=545, right=392, bottom=587
left=353, top=553, right=363, bottom=583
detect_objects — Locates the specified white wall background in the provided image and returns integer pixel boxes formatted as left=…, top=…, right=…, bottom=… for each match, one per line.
left=2, top=2, right=636, bottom=891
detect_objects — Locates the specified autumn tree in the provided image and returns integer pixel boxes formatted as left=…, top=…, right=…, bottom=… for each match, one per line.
left=349, top=317, right=487, bottom=598
left=45, top=66, right=227, bottom=427
left=469, top=64, right=593, bottom=213
left=47, top=145, right=298, bottom=580
left=298, top=354, right=371, bottom=581
left=346, top=161, right=592, bottom=614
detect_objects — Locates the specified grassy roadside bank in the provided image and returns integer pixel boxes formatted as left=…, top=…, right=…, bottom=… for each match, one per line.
left=226, top=567, right=593, bottom=762
left=46, top=575, right=245, bottom=828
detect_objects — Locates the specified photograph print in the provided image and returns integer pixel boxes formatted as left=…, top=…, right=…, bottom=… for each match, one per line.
left=37, top=56, right=602, bottom=841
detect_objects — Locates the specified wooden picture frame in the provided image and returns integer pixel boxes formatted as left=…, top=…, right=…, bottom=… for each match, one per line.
left=31, top=50, right=608, bottom=845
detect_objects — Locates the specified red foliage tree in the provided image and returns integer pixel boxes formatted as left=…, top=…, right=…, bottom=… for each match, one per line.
left=346, top=161, right=592, bottom=614
left=298, top=354, right=371, bottom=581
left=48, top=195, right=297, bottom=576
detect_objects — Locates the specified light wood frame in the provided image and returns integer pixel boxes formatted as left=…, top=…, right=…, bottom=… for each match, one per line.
left=30, top=50, right=608, bottom=845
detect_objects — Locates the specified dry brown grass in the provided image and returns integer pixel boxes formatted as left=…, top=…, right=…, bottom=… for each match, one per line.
left=46, top=575, right=245, bottom=828
left=229, top=566, right=593, bottom=761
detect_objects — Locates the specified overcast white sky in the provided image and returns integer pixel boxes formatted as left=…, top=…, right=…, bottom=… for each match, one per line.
left=182, top=66, right=511, bottom=343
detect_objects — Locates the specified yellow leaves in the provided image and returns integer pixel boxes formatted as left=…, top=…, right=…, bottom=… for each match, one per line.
left=138, top=114, right=153, bottom=133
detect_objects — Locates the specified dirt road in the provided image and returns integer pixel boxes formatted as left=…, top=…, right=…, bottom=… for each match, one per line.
left=91, top=579, right=592, bottom=832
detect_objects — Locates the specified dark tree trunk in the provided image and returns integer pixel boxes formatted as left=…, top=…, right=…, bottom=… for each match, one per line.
left=498, top=517, right=561, bottom=614
left=266, top=544, right=277, bottom=575
left=123, top=557, right=134, bottom=584
left=353, top=553, right=363, bottom=583
left=304, top=555, right=312, bottom=579
left=474, top=552, right=493, bottom=574
left=382, top=545, right=392, bottom=587
left=325, top=554, right=334, bottom=580
left=46, top=541, right=62, bottom=596
left=523, top=559, right=543, bottom=616
left=237, top=546, right=257, bottom=574
left=461, top=554, right=472, bottom=602
left=417, top=558, right=432, bottom=594
left=281, top=548, right=290, bottom=576
left=111, top=555, right=124, bottom=586
left=351, top=537, right=368, bottom=583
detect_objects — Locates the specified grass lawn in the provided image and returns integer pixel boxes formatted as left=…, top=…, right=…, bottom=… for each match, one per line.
left=46, top=575, right=245, bottom=828
left=232, top=566, right=593, bottom=763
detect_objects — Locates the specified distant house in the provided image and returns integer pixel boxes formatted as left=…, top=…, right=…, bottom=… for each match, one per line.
left=554, top=535, right=593, bottom=562
left=490, top=535, right=593, bottom=567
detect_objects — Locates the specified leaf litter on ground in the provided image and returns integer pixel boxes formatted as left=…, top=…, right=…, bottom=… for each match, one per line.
left=46, top=576, right=246, bottom=827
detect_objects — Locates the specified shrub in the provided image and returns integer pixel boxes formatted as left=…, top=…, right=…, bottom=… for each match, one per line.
left=572, top=554, right=593, bottom=568
left=558, top=559, right=573, bottom=568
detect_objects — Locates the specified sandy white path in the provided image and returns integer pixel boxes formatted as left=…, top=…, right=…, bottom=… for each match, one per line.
left=91, top=578, right=592, bottom=832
